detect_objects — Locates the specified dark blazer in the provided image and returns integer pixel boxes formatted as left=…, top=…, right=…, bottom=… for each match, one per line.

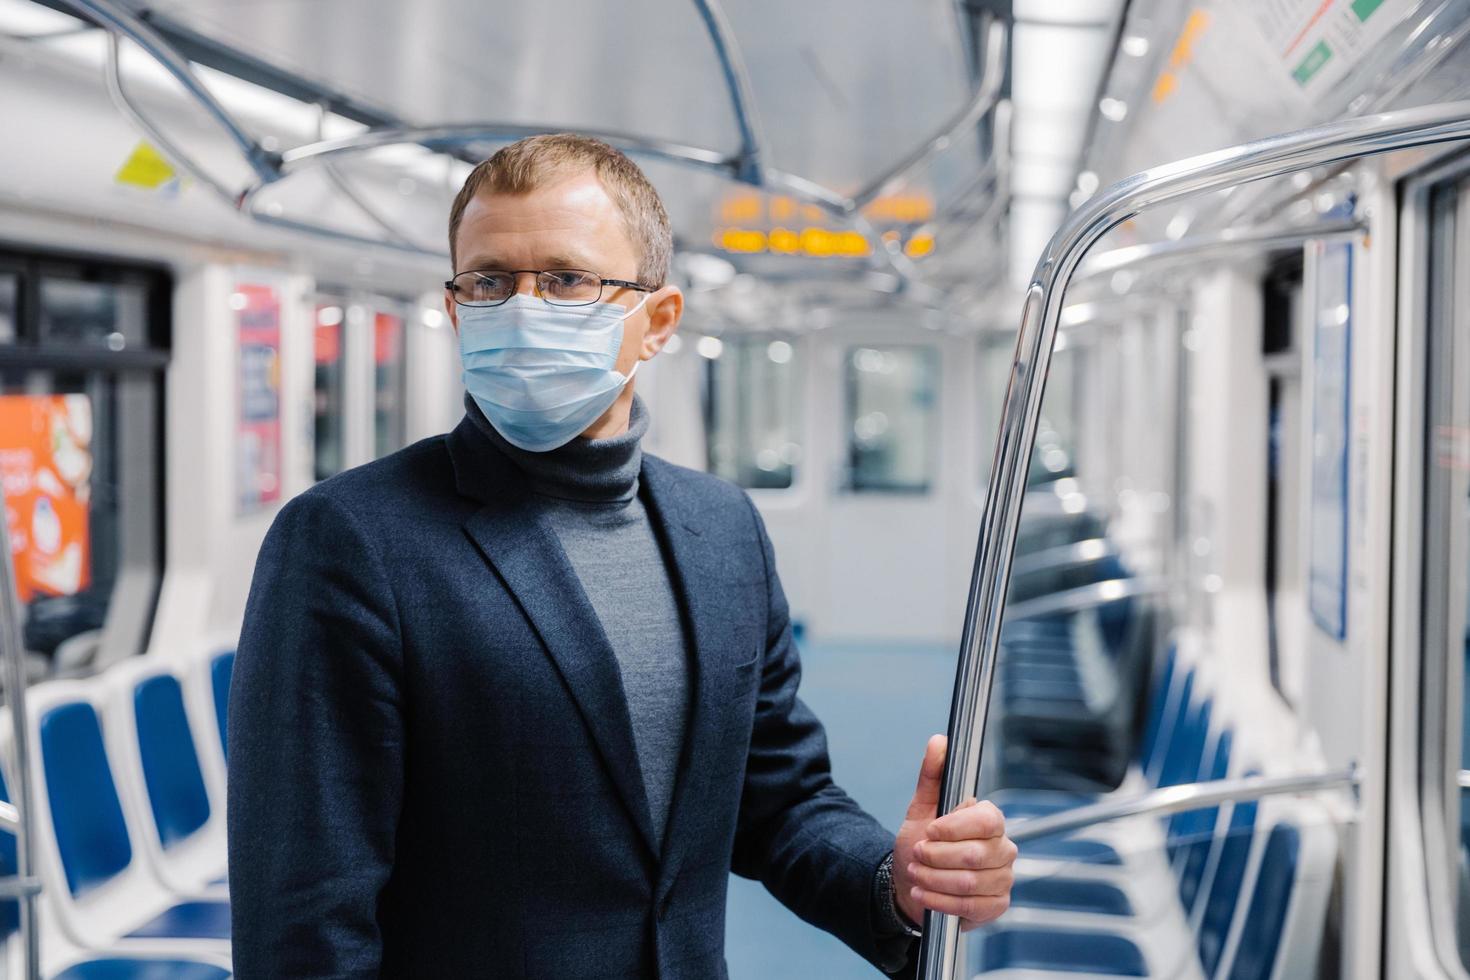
left=228, top=412, right=912, bottom=979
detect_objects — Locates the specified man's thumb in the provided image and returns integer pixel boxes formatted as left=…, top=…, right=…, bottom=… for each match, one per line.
left=906, top=734, right=947, bottom=821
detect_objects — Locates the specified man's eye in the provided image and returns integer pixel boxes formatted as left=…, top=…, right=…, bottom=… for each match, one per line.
left=474, top=275, right=511, bottom=292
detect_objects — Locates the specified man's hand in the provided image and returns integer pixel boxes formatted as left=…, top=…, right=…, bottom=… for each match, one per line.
left=893, top=734, right=1016, bottom=931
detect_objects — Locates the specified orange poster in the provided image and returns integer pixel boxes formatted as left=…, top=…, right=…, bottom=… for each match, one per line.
left=0, top=395, right=92, bottom=603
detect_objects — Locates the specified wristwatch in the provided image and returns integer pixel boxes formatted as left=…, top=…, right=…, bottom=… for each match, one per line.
left=876, top=851, right=923, bottom=939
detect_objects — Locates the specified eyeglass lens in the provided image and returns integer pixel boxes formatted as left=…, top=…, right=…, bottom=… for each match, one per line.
left=455, top=270, right=605, bottom=307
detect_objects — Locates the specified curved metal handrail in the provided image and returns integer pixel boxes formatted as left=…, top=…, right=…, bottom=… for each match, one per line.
left=1074, top=218, right=1365, bottom=283
left=690, top=0, right=767, bottom=184
left=62, top=0, right=279, bottom=184
left=919, top=100, right=1470, bottom=980
left=1009, top=768, right=1361, bottom=845
left=1010, top=538, right=1117, bottom=578
left=1005, top=577, right=1164, bottom=622
left=850, top=20, right=1007, bottom=211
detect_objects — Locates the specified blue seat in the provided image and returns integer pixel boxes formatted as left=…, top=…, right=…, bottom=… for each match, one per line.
left=125, top=901, right=231, bottom=941
left=1011, top=877, right=1133, bottom=917
left=1224, top=823, right=1300, bottom=979
left=134, top=674, right=212, bottom=849
left=52, top=961, right=230, bottom=980
left=40, top=702, right=134, bottom=898
left=1197, top=797, right=1260, bottom=976
left=975, top=928, right=1147, bottom=975
left=210, top=651, right=234, bottom=763
left=37, top=699, right=230, bottom=940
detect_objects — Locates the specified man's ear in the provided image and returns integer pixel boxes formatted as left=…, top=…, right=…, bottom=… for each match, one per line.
left=444, top=289, right=459, bottom=333
left=640, top=285, right=683, bottom=360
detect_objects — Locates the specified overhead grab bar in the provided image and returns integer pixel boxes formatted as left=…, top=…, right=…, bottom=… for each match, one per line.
left=919, top=101, right=1470, bottom=980
left=1009, top=768, right=1361, bottom=845
left=849, top=19, right=1008, bottom=211
left=61, top=0, right=280, bottom=185
left=690, top=0, right=768, bottom=185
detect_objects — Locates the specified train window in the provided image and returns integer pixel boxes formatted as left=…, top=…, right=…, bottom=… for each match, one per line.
left=37, top=277, right=148, bottom=351
left=845, top=345, right=937, bottom=493
left=1422, top=178, right=1470, bottom=970
left=704, top=335, right=801, bottom=490
left=0, top=250, right=167, bottom=670
left=313, top=300, right=346, bottom=481
left=373, top=309, right=407, bottom=459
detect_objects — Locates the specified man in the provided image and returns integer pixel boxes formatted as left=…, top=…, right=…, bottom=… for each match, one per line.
left=229, top=134, right=1015, bottom=979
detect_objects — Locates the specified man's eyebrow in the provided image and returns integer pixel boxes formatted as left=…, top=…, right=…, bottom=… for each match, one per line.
left=456, top=254, right=600, bottom=272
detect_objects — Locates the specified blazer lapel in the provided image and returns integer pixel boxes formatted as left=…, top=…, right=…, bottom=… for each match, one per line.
left=640, top=459, right=741, bottom=899
left=448, top=418, right=660, bottom=860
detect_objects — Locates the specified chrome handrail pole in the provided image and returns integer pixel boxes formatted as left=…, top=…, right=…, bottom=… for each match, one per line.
left=1009, top=768, right=1361, bottom=844
left=0, top=479, right=39, bottom=980
left=918, top=101, right=1470, bottom=980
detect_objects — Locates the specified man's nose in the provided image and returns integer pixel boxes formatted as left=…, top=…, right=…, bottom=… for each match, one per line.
left=510, top=272, right=541, bottom=298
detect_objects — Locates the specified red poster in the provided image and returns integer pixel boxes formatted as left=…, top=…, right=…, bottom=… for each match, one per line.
left=236, top=283, right=282, bottom=512
left=0, top=395, right=93, bottom=603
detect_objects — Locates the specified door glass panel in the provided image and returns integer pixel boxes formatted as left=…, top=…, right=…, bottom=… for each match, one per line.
left=705, top=335, right=801, bottom=490
left=845, top=345, right=937, bottom=492
left=314, top=300, right=346, bottom=481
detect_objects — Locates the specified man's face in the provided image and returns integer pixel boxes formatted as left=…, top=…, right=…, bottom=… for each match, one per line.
left=446, top=170, right=681, bottom=396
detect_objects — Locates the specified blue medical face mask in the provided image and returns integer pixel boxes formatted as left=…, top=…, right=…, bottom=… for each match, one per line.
left=457, top=292, right=648, bottom=452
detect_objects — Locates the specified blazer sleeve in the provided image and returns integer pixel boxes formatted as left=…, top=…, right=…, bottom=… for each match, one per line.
left=227, top=489, right=405, bottom=980
left=730, top=495, right=918, bottom=978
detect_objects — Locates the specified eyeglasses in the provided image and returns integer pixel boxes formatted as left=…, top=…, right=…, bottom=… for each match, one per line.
left=444, top=269, right=651, bottom=308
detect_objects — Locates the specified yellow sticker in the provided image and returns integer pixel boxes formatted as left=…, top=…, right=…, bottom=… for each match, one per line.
left=114, top=141, right=177, bottom=189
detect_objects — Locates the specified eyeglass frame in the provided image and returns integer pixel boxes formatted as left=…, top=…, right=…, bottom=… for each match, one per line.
left=444, top=269, right=653, bottom=308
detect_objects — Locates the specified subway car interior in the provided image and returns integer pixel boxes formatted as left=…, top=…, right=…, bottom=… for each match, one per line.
left=5, top=0, right=1470, bottom=977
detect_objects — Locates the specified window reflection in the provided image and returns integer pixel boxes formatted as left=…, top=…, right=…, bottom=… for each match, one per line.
left=845, top=345, right=937, bottom=493
left=704, top=335, right=801, bottom=490
left=39, top=278, right=146, bottom=350
left=313, top=301, right=346, bottom=481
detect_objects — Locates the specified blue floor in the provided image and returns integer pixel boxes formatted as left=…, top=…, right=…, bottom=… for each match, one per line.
left=724, top=639, right=956, bottom=979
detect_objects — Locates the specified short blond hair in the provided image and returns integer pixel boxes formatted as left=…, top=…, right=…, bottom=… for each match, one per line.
left=448, top=134, right=672, bottom=288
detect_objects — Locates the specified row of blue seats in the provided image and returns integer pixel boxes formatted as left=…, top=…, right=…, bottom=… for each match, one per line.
left=973, top=644, right=1338, bottom=977
left=996, top=506, right=1155, bottom=794
left=0, top=650, right=237, bottom=978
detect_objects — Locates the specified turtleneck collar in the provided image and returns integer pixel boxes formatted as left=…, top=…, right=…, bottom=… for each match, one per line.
left=466, top=392, right=646, bottom=504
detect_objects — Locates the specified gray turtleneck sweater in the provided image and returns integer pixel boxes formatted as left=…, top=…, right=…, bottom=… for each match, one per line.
left=472, top=396, right=690, bottom=845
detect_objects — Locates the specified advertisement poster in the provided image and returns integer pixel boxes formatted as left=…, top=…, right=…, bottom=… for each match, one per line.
left=0, top=395, right=93, bottom=603
left=235, top=282, right=282, bottom=514
left=1244, top=0, right=1406, bottom=102
left=1309, top=241, right=1352, bottom=639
